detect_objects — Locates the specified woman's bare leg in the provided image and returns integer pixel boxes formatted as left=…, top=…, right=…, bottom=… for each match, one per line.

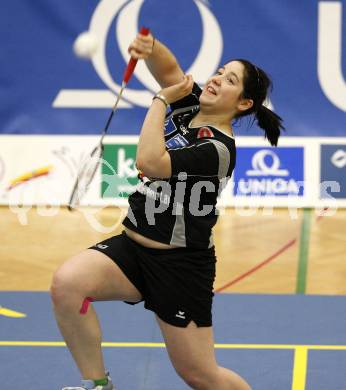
left=156, top=316, right=252, bottom=390
left=50, top=249, right=142, bottom=380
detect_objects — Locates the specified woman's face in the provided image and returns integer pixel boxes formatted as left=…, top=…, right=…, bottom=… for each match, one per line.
left=199, top=60, right=253, bottom=117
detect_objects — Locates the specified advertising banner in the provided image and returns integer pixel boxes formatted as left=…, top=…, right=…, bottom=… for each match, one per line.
left=320, top=145, right=346, bottom=199
left=101, top=144, right=139, bottom=198
left=233, top=147, right=304, bottom=197
left=0, top=0, right=345, bottom=137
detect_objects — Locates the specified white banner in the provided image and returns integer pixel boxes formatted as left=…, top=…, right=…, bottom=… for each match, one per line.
left=1, top=135, right=345, bottom=210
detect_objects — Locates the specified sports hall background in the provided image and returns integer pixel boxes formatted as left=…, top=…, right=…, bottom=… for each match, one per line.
left=0, top=1, right=345, bottom=389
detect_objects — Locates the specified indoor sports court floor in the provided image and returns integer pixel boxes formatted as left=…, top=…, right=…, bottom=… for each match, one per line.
left=1, top=206, right=346, bottom=389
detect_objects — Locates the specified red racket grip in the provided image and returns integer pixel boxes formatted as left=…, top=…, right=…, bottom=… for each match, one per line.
left=123, top=26, right=150, bottom=84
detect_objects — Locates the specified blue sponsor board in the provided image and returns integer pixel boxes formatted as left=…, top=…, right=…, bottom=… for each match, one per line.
left=234, top=147, right=304, bottom=196
left=1, top=0, right=345, bottom=136
left=320, top=145, right=346, bottom=199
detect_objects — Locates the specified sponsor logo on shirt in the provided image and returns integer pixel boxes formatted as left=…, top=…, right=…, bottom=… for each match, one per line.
left=164, top=117, right=178, bottom=136
left=234, top=148, right=304, bottom=196
left=136, top=182, right=171, bottom=205
left=166, top=134, right=189, bottom=149
left=197, top=127, right=214, bottom=139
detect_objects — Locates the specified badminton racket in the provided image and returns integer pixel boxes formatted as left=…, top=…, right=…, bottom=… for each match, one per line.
left=68, top=26, right=150, bottom=210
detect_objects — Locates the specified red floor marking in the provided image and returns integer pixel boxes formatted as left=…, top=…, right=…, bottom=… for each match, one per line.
left=215, top=208, right=330, bottom=293
left=79, top=297, right=93, bottom=314
left=215, top=239, right=297, bottom=292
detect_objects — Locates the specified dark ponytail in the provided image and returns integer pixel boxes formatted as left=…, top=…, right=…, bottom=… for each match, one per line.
left=233, top=59, right=284, bottom=146
left=255, top=105, right=283, bottom=146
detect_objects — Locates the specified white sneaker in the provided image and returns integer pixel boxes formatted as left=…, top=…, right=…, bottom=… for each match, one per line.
left=62, top=373, right=114, bottom=390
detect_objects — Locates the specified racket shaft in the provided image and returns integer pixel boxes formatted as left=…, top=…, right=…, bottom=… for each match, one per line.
left=68, top=26, right=149, bottom=210
left=101, top=81, right=125, bottom=143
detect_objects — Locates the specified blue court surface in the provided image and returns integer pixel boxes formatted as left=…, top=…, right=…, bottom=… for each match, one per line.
left=1, top=292, right=346, bottom=390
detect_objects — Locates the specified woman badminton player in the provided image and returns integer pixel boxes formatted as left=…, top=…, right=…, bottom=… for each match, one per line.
left=51, top=30, right=283, bottom=390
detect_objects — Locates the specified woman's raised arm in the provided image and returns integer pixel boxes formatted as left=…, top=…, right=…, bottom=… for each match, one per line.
left=128, top=32, right=185, bottom=88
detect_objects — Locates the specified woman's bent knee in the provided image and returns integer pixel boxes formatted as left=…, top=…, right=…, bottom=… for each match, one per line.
left=50, top=271, right=74, bottom=308
left=178, top=368, right=217, bottom=390
left=50, top=259, right=88, bottom=308
left=183, top=375, right=206, bottom=390
left=50, top=250, right=143, bottom=306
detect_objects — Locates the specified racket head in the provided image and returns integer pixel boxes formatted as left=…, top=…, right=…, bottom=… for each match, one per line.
left=68, top=144, right=104, bottom=210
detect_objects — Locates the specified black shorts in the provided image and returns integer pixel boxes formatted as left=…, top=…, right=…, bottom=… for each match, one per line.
left=89, top=231, right=216, bottom=327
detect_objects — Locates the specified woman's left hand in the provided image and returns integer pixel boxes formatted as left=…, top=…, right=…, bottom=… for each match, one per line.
left=128, top=32, right=154, bottom=60
left=159, top=75, right=194, bottom=104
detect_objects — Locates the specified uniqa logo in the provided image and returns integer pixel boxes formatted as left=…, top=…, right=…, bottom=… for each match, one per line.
left=238, top=149, right=302, bottom=195
left=53, top=0, right=223, bottom=109
left=246, top=150, right=289, bottom=177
